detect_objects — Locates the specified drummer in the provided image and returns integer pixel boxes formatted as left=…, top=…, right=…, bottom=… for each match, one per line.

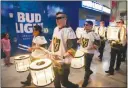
left=77, top=21, right=100, bottom=87
left=49, top=12, right=79, bottom=88
left=21, top=25, right=48, bottom=86
left=105, top=20, right=126, bottom=75
left=95, top=21, right=107, bottom=61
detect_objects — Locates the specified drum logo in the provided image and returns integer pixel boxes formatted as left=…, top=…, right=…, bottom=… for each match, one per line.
left=81, top=38, right=89, bottom=48
left=53, top=37, right=60, bottom=52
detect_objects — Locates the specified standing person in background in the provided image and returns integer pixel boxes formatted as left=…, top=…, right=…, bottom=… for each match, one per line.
left=95, top=21, right=107, bottom=61
left=1, top=33, right=13, bottom=67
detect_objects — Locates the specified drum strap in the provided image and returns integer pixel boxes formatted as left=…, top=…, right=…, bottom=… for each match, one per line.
left=98, top=27, right=106, bottom=38
left=98, top=27, right=100, bottom=35
left=63, top=56, right=65, bottom=59
left=118, top=29, right=121, bottom=42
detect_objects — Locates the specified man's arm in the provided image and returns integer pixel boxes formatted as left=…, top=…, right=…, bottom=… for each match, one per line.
left=88, top=33, right=101, bottom=50
left=40, top=43, right=48, bottom=49
left=64, top=28, right=78, bottom=57
left=66, top=38, right=78, bottom=57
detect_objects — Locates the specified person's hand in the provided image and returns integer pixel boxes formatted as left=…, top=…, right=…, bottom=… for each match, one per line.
left=77, top=39, right=81, bottom=44
left=48, top=46, right=51, bottom=52
left=52, top=54, right=61, bottom=60
left=93, top=45, right=98, bottom=49
left=88, top=45, right=98, bottom=50
left=32, top=46, right=40, bottom=50
left=54, top=60, right=62, bottom=69
left=64, top=52, right=70, bottom=57
left=28, top=47, right=33, bottom=52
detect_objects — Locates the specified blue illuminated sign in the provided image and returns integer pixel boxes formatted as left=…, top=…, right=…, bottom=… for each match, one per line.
left=82, top=1, right=111, bottom=14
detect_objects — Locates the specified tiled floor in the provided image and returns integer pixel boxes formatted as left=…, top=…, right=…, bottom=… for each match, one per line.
left=1, top=42, right=127, bottom=87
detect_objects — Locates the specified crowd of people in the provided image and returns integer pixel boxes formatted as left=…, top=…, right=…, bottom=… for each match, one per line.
left=1, top=12, right=127, bottom=88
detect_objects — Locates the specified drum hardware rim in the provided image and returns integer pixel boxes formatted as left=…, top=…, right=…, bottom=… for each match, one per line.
left=71, top=65, right=85, bottom=69
left=30, top=54, right=46, bottom=61
left=36, top=61, right=45, bottom=66
left=30, top=62, right=52, bottom=71
left=31, top=65, right=55, bottom=87
left=74, top=54, right=84, bottom=58
left=73, top=49, right=85, bottom=58
left=32, top=79, right=54, bottom=87
left=19, top=56, right=26, bottom=58
left=16, top=70, right=29, bottom=73
left=14, top=56, right=30, bottom=60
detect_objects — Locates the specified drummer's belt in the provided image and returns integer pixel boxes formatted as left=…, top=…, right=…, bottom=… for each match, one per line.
left=94, top=39, right=101, bottom=47
left=100, top=36, right=105, bottom=41
left=110, top=41, right=123, bottom=50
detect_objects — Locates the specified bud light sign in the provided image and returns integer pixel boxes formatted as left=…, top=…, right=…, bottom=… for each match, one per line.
left=15, top=12, right=43, bottom=50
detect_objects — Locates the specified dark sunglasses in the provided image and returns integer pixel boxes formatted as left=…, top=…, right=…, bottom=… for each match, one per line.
left=56, top=16, right=65, bottom=20
left=84, top=24, right=90, bottom=26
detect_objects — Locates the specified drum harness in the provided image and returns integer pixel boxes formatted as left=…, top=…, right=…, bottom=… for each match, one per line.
left=109, top=28, right=123, bottom=49
left=97, top=27, right=107, bottom=41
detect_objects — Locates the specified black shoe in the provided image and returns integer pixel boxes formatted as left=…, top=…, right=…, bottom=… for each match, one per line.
left=115, top=68, right=120, bottom=71
left=105, top=70, right=110, bottom=73
left=89, top=70, right=93, bottom=75
left=21, top=81, right=31, bottom=86
left=121, top=59, right=125, bottom=62
left=74, top=84, right=79, bottom=88
left=100, top=59, right=102, bottom=62
left=105, top=70, right=114, bottom=75
left=109, top=72, right=114, bottom=75
left=82, top=81, right=88, bottom=87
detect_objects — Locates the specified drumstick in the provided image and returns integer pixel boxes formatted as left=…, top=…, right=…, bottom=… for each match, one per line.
left=18, top=47, right=28, bottom=51
left=19, top=44, right=30, bottom=49
left=39, top=47, right=62, bottom=69
left=39, top=47, right=63, bottom=59
left=80, top=35, right=82, bottom=43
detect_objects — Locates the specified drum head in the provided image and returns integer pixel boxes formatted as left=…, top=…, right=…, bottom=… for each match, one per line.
left=30, top=58, right=52, bottom=70
left=15, top=54, right=29, bottom=60
left=74, top=50, right=84, bottom=58
left=31, top=50, right=46, bottom=58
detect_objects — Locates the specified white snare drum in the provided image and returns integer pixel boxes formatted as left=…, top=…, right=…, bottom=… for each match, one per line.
left=30, top=59, right=54, bottom=86
left=14, top=54, right=31, bottom=72
left=30, top=49, right=47, bottom=62
left=71, top=50, right=85, bottom=68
